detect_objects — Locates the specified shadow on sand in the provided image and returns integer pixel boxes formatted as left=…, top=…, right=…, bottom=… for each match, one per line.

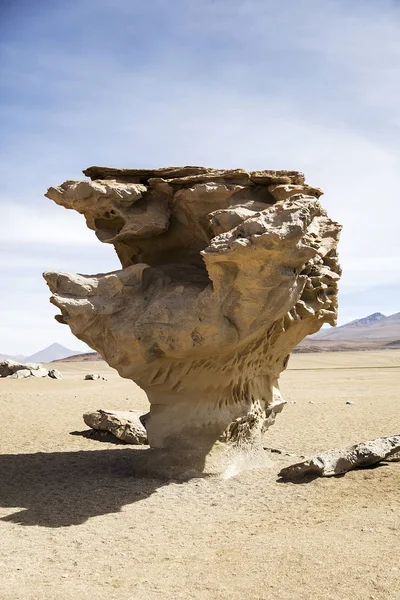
left=70, top=428, right=127, bottom=444
left=0, top=447, right=195, bottom=528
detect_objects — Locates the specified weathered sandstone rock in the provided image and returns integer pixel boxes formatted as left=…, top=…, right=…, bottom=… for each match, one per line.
left=0, top=360, right=42, bottom=378
left=48, top=369, right=63, bottom=379
left=84, top=373, right=107, bottom=380
left=279, top=435, right=400, bottom=479
left=0, top=360, right=52, bottom=379
left=84, top=373, right=101, bottom=380
left=43, top=165, right=341, bottom=469
left=0, top=361, right=63, bottom=380
left=83, top=409, right=148, bottom=444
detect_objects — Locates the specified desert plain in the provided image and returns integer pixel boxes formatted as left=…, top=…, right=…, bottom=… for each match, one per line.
left=0, top=350, right=399, bottom=600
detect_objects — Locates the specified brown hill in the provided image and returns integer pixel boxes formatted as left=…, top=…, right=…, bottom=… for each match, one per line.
left=52, top=352, right=102, bottom=363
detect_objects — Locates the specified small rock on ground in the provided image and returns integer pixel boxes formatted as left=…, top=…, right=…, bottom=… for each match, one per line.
left=279, top=435, right=400, bottom=479
left=48, top=369, right=63, bottom=379
left=83, top=409, right=148, bottom=444
left=84, top=373, right=107, bottom=381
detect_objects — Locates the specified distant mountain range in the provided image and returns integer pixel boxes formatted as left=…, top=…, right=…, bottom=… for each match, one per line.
left=2, top=313, right=399, bottom=363
left=0, top=353, right=26, bottom=362
left=296, top=312, right=400, bottom=352
left=0, top=343, right=83, bottom=363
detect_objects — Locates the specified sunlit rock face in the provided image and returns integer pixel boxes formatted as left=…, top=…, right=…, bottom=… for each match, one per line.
left=43, top=166, right=341, bottom=464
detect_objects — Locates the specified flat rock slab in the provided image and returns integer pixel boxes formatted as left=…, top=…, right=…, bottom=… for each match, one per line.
left=279, top=435, right=400, bottom=480
left=83, top=409, right=148, bottom=445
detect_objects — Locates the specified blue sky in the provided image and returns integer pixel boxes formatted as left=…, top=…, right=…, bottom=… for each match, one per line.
left=1, top=0, right=399, bottom=354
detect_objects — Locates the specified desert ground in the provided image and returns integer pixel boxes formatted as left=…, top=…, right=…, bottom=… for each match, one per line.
left=0, top=351, right=399, bottom=600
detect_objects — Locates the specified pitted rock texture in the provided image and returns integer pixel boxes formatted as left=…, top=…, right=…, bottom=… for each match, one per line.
left=44, top=166, right=341, bottom=456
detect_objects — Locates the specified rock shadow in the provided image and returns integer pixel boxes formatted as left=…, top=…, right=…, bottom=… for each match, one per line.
left=70, top=429, right=127, bottom=444
left=0, top=448, right=198, bottom=528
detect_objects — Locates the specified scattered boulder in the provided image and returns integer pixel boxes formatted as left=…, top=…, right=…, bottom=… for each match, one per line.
left=84, top=373, right=106, bottom=380
left=48, top=369, right=63, bottom=379
left=85, top=373, right=100, bottom=380
left=1, top=360, right=41, bottom=377
left=83, top=409, right=148, bottom=444
left=279, top=435, right=400, bottom=480
left=0, top=359, right=61, bottom=380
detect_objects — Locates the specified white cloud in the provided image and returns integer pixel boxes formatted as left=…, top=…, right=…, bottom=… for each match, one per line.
left=1, top=202, right=99, bottom=245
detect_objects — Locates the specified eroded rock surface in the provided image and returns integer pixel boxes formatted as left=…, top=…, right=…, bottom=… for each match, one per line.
left=279, top=436, right=400, bottom=479
left=43, top=166, right=341, bottom=467
left=83, top=409, right=148, bottom=444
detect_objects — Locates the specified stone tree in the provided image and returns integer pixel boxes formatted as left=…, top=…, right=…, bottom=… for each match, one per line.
left=44, top=166, right=341, bottom=472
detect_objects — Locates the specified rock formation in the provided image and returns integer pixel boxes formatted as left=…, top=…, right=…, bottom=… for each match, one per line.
left=0, top=360, right=58, bottom=379
left=43, top=166, right=341, bottom=471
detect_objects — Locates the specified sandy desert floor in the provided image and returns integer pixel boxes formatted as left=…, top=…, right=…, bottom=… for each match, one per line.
left=0, top=350, right=399, bottom=600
